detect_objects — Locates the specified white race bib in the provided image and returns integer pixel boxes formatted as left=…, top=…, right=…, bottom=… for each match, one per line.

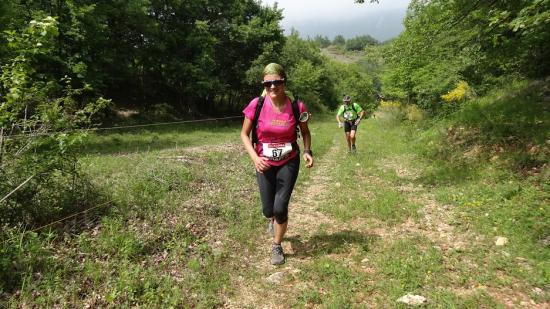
left=343, top=110, right=354, bottom=120
left=262, top=142, right=293, bottom=161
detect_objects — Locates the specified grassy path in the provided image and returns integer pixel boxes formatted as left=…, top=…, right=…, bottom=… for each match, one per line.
left=225, top=115, right=548, bottom=308
left=4, top=116, right=548, bottom=308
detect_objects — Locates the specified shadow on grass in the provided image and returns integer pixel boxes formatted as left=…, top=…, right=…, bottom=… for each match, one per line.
left=286, top=229, right=380, bottom=257
left=458, top=81, right=549, bottom=146
left=415, top=161, right=482, bottom=187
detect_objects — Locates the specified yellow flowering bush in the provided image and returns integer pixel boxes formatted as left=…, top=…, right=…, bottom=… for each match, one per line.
left=441, top=81, right=470, bottom=102
left=380, top=100, right=402, bottom=109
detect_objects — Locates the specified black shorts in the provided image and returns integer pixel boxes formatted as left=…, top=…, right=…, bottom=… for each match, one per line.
left=344, top=121, right=358, bottom=132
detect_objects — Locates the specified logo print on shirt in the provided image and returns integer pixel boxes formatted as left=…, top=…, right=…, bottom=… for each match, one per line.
left=270, top=119, right=289, bottom=126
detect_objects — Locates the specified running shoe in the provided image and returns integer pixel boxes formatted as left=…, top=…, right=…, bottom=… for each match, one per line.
left=271, top=244, right=285, bottom=265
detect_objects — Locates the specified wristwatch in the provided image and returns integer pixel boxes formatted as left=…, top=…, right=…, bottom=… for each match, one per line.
left=303, top=149, right=313, bottom=156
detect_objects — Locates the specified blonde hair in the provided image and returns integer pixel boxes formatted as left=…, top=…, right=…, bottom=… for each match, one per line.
left=263, top=63, right=286, bottom=79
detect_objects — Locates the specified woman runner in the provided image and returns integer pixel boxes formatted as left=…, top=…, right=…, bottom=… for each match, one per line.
left=240, top=63, right=314, bottom=265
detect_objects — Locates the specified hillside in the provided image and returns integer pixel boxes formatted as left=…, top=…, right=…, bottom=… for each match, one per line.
left=320, top=46, right=366, bottom=64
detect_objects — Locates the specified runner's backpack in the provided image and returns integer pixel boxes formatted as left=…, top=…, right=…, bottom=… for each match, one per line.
left=342, top=103, right=359, bottom=118
left=251, top=96, right=300, bottom=147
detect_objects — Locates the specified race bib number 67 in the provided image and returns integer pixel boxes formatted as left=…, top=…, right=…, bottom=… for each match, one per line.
left=263, top=142, right=293, bottom=161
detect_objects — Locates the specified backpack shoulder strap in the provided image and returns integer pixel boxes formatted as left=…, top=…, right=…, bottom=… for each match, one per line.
left=251, top=96, right=265, bottom=145
left=291, top=98, right=301, bottom=145
left=254, top=96, right=265, bottom=120
left=291, top=98, right=300, bottom=124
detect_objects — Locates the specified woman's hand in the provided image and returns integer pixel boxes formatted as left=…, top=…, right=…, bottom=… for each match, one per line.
left=303, top=153, right=314, bottom=168
left=254, top=155, right=271, bottom=173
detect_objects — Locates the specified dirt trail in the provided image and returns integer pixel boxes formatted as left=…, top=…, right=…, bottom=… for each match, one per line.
left=224, top=136, right=546, bottom=308
left=225, top=137, right=350, bottom=308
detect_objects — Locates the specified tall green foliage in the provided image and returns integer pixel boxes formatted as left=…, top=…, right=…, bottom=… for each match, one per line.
left=328, top=61, right=377, bottom=112
left=333, top=35, right=346, bottom=47
left=0, top=17, right=109, bottom=227
left=0, top=0, right=285, bottom=115
left=281, top=32, right=330, bottom=110
left=209, top=1, right=285, bottom=110
left=382, top=0, right=550, bottom=113
left=312, top=35, right=331, bottom=48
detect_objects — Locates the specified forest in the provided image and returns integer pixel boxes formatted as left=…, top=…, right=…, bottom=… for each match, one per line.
left=1, top=0, right=548, bottom=307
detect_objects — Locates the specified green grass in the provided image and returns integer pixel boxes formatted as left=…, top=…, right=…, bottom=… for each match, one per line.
left=410, top=80, right=550, bottom=295
left=372, top=237, right=445, bottom=297
left=2, top=119, right=250, bottom=307
left=320, top=117, right=421, bottom=226
left=2, top=88, right=548, bottom=307
left=310, top=99, right=547, bottom=307
left=400, top=80, right=549, bottom=306
left=295, top=257, right=369, bottom=308
left=78, top=119, right=242, bottom=155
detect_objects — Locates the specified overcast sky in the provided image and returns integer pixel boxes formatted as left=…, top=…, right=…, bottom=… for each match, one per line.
left=261, top=0, right=411, bottom=25
left=260, top=0, right=411, bottom=40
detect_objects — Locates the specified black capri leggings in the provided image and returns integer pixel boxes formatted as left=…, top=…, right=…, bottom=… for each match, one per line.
left=256, top=154, right=300, bottom=224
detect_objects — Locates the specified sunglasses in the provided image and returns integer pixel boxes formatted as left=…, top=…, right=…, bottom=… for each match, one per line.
left=262, top=79, right=285, bottom=88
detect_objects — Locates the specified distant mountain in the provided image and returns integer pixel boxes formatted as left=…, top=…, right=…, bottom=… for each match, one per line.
left=283, top=9, right=406, bottom=42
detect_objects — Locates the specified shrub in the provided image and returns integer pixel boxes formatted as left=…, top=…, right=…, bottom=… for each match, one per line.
left=0, top=17, right=109, bottom=227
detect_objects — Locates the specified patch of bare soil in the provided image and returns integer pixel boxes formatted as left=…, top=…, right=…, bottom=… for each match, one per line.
left=157, top=142, right=240, bottom=163
left=320, top=48, right=364, bottom=64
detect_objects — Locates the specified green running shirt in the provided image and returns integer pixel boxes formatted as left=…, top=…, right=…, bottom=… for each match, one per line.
left=337, top=103, right=363, bottom=121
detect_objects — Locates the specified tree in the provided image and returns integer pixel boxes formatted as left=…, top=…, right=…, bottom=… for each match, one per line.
left=312, top=35, right=331, bottom=48
left=0, top=0, right=286, bottom=116
left=345, top=34, right=378, bottom=51
left=333, top=34, right=346, bottom=46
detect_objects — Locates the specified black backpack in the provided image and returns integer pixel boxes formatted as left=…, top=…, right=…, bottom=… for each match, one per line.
left=251, top=96, right=300, bottom=146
